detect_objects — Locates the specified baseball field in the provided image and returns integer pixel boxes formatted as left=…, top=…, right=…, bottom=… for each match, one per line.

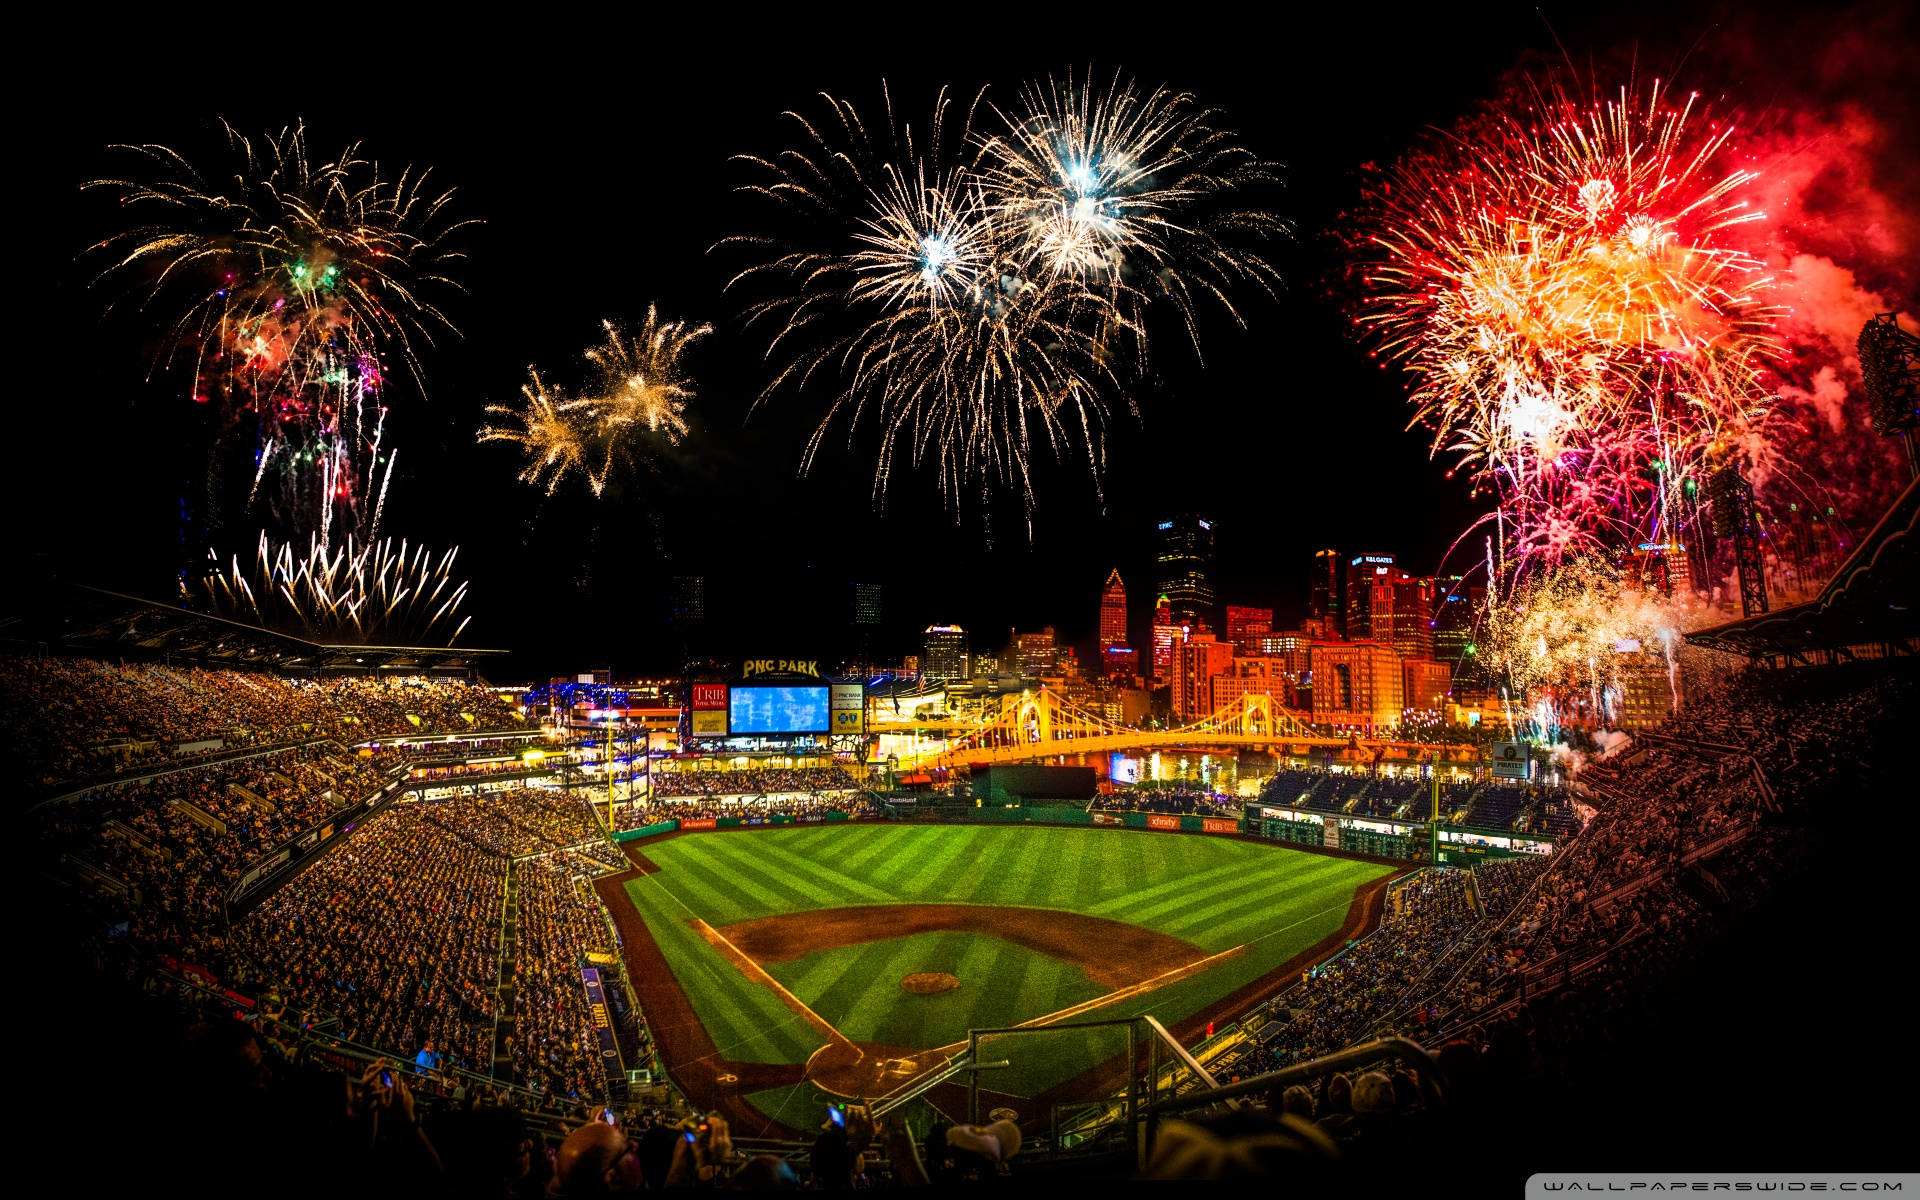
left=598, top=822, right=1396, bottom=1136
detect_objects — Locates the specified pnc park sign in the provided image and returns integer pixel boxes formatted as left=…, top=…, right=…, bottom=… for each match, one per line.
left=741, top=659, right=821, bottom=680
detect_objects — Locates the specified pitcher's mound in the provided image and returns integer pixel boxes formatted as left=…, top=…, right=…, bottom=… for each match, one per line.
left=901, top=971, right=960, bottom=995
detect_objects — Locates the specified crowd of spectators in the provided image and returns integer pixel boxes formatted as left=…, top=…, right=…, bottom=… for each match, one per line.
left=608, top=792, right=883, bottom=831
left=1241, top=870, right=1481, bottom=1070
left=36, top=743, right=401, bottom=960
left=235, top=802, right=506, bottom=1077
left=512, top=850, right=619, bottom=1101
left=1424, top=662, right=1910, bottom=1038
left=2, top=653, right=522, bottom=790
left=650, top=765, right=858, bottom=798
left=1090, top=784, right=1240, bottom=815
left=424, top=787, right=604, bottom=857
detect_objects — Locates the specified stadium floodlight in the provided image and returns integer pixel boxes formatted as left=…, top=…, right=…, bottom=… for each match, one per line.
left=1860, top=312, right=1919, bottom=437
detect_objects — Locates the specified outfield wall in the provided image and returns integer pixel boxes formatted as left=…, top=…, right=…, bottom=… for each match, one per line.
left=611, top=807, right=1241, bottom=842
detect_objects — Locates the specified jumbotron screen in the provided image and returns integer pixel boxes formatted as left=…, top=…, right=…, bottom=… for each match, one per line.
left=728, top=685, right=831, bottom=735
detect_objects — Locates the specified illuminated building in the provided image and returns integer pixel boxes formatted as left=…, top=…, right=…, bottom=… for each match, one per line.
left=1344, top=553, right=1395, bottom=639
left=1432, top=579, right=1483, bottom=690
left=1012, top=627, right=1059, bottom=678
left=1098, top=568, right=1128, bottom=653
left=1308, top=641, right=1405, bottom=728
left=1150, top=595, right=1176, bottom=684
left=669, top=576, right=706, bottom=623
left=1402, top=657, right=1451, bottom=711
left=922, top=625, right=969, bottom=684
left=1214, top=654, right=1290, bottom=710
left=1156, top=514, right=1215, bottom=628
left=1309, top=549, right=1343, bottom=638
left=1624, top=541, right=1694, bottom=598
left=1224, top=606, right=1273, bottom=654
left=1171, top=632, right=1233, bottom=720
left=850, top=581, right=882, bottom=626
left=1377, top=574, right=1436, bottom=661
left=1611, top=650, right=1681, bottom=730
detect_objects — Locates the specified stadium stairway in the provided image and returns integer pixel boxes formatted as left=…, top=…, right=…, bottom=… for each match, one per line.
left=492, top=862, right=520, bottom=1079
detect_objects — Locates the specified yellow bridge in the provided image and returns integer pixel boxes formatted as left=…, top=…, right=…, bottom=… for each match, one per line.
left=876, top=688, right=1478, bottom=771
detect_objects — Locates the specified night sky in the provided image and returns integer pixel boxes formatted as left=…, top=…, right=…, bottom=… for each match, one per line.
left=22, top=2, right=1898, bottom=678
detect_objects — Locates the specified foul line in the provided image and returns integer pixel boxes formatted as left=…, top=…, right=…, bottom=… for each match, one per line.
left=927, top=943, right=1250, bottom=1055
left=692, top=918, right=855, bottom=1052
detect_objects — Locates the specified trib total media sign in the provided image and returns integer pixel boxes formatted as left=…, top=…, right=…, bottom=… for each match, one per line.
left=691, top=683, right=728, bottom=737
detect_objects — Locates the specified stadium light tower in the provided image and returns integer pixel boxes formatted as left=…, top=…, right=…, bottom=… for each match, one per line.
left=1709, top=466, right=1769, bottom=618
left=1859, top=312, right=1920, bottom=478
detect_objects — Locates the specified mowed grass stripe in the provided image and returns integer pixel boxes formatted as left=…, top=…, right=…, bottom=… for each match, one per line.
left=1164, top=874, right=1343, bottom=938
left=698, top=835, right=874, bottom=910
left=1125, top=858, right=1318, bottom=925
left=879, top=825, right=972, bottom=892
left=806, top=938, right=923, bottom=1039
left=659, top=839, right=801, bottom=921
left=922, top=825, right=996, bottom=899
left=744, top=837, right=898, bottom=905
left=1152, top=861, right=1369, bottom=941
left=837, top=825, right=920, bottom=874
left=1084, top=857, right=1253, bottom=917
left=623, top=878, right=816, bottom=1065
left=873, top=826, right=957, bottom=886
left=646, top=842, right=762, bottom=919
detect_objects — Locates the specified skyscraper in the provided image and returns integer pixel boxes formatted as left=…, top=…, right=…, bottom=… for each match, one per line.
left=1343, top=553, right=1396, bottom=640
left=1014, top=627, right=1058, bottom=677
left=849, top=581, right=882, bottom=627
left=1224, top=606, right=1273, bottom=654
left=1309, top=549, right=1343, bottom=638
left=1098, top=568, right=1128, bottom=653
left=922, top=625, right=968, bottom=683
left=1155, top=515, right=1215, bottom=629
left=668, top=576, right=706, bottom=623
left=1150, top=595, right=1177, bottom=684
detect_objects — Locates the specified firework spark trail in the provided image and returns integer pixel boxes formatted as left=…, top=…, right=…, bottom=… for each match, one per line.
left=479, top=370, right=598, bottom=496
left=86, top=122, right=474, bottom=546
left=1485, top=555, right=1707, bottom=733
left=1353, top=77, right=1786, bottom=579
left=723, top=75, right=1284, bottom=519
left=480, top=307, right=709, bottom=497
left=978, top=69, right=1286, bottom=351
left=202, top=531, right=472, bottom=646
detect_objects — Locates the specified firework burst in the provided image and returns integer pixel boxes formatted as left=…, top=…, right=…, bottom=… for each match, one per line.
left=584, top=307, right=710, bottom=446
left=202, top=531, right=472, bottom=645
left=479, top=370, right=599, bottom=496
left=724, top=76, right=1281, bottom=519
left=979, top=69, right=1285, bottom=346
left=85, top=121, right=474, bottom=545
left=1355, top=77, right=1785, bottom=577
left=481, top=308, right=708, bottom=497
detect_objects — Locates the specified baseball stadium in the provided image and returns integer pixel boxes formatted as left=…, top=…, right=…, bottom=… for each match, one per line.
left=25, top=22, right=1920, bottom=1191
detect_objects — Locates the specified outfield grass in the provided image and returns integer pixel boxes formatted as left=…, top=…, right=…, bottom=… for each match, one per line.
left=621, top=824, right=1390, bottom=1116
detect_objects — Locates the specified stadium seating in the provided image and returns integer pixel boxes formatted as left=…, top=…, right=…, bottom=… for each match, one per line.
left=24, top=644, right=1912, bottom=1185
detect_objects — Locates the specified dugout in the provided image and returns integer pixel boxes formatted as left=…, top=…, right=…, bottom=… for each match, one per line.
left=971, top=764, right=1097, bottom=805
